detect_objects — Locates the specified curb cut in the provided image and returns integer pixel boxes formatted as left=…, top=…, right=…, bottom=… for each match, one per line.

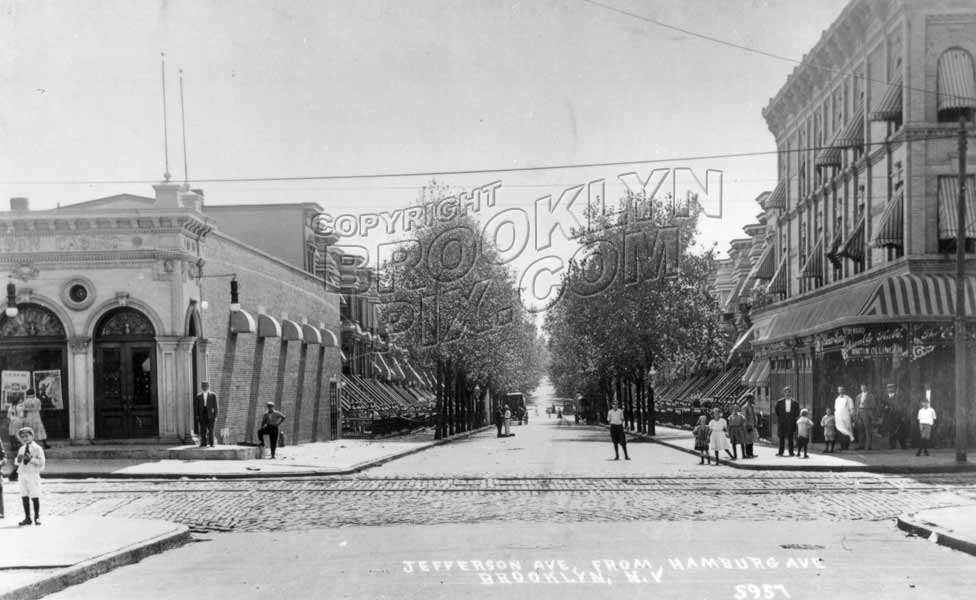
left=616, top=426, right=976, bottom=473
left=897, top=512, right=976, bottom=557
left=35, top=426, right=493, bottom=481
left=0, top=524, right=191, bottom=600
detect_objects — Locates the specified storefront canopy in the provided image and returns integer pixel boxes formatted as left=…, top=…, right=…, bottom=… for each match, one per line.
left=861, top=273, right=976, bottom=318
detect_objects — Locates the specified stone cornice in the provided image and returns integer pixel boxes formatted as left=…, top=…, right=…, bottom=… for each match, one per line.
left=762, top=0, right=893, bottom=137
left=0, top=211, right=212, bottom=238
left=0, top=249, right=192, bottom=264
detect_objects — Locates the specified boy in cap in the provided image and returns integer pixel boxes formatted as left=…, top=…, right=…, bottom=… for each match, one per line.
left=257, top=402, right=286, bottom=459
left=15, top=427, right=45, bottom=525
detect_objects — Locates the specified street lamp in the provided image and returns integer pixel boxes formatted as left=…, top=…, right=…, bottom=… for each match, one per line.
left=5, top=281, right=18, bottom=318
left=473, top=384, right=481, bottom=428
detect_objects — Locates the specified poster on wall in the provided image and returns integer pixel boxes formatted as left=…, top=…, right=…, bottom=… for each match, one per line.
left=33, top=370, right=63, bottom=410
left=1, top=370, right=31, bottom=410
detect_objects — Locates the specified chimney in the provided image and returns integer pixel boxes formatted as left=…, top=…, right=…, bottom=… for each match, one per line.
left=10, top=197, right=29, bottom=212
left=152, top=182, right=182, bottom=208
left=180, top=188, right=204, bottom=212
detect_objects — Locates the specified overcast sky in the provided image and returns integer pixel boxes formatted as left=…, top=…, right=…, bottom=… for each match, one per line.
left=1, top=0, right=849, bottom=264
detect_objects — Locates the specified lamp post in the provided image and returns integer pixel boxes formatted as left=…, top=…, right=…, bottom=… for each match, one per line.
left=647, top=365, right=658, bottom=435
left=5, top=281, right=18, bottom=318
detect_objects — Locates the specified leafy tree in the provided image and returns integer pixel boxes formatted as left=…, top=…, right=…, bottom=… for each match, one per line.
left=544, top=194, right=729, bottom=433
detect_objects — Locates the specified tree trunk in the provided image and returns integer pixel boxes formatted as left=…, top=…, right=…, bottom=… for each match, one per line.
left=434, top=359, right=444, bottom=440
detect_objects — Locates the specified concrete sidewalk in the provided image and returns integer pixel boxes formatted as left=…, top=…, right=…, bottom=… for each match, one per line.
left=0, top=516, right=189, bottom=600
left=641, top=425, right=976, bottom=473
left=0, top=427, right=489, bottom=600
left=898, top=505, right=976, bottom=557
left=1, top=427, right=489, bottom=480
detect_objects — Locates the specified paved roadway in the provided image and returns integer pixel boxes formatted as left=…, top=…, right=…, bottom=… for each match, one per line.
left=34, top=385, right=976, bottom=599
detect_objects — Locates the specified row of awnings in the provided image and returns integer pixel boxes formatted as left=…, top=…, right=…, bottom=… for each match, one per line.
left=868, top=49, right=976, bottom=123
left=758, top=178, right=973, bottom=289
left=230, top=310, right=341, bottom=346
left=733, top=273, right=976, bottom=354
left=656, top=366, right=749, bottom=407
left=340, top=374, right=436, bottom=414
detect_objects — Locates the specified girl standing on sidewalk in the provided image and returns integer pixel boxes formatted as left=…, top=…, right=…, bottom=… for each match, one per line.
left=693, top=415, right=711, bottom=465
left=708, top=408, right=735, bottom=464
left=821, top=407, right=836, bottom=453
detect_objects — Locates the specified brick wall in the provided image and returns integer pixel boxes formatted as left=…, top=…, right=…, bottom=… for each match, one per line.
left=198, top=231, right=341, bottom=443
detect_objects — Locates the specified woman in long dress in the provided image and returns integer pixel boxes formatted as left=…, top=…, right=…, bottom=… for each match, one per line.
left=7, top=396, right=24, bottom=451
left=708, top=407, right=735, bottom=464
left=21, top=389, right=48, bottom=448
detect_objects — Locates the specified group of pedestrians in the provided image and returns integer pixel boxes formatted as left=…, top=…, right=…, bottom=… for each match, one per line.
left=692, top=396, right=760, bottom=465
left=774, top=383, right=938, bottom=458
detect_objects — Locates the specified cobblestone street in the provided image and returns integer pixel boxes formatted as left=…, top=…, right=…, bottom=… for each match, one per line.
left=31, top=420, right=976, bottom=533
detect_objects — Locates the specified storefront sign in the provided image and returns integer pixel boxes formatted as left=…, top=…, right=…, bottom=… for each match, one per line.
left=840, top=326, right=907, bottom=360
left=1, top=370, right=31, bottom=409
left=0, top=234, right=41, bottom=254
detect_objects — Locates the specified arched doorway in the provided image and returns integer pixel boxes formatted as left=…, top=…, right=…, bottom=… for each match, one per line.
left=0, top=304, right=69, bottom=439
left=93, top=308, right=158, bottom=439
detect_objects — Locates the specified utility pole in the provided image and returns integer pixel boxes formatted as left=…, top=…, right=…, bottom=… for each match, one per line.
left=955, top=116, right=969, bottom=464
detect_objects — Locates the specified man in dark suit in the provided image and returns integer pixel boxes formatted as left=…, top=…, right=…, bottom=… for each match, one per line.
left=193, top=382, right=218, bottom=448
left=774, top=385, right=800, bottom=456
left=882, top=382, right=908, bottom=450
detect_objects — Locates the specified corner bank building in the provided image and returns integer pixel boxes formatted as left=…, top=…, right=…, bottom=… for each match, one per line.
left=0, top=183, right=343, bottom=444
left=730, top=0, right=976, bottom=441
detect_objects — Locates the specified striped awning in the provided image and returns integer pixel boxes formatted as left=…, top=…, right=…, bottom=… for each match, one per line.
left=872, top=191, right=904, bottom=248
left=740, top=360, right=759, bottom=385
left=745, top=359, right=770, bottom=386
left=837, top=213, right=866, bottom=262
left=766, top=254, right=789, bottom=295
left=937, top=49, right=976, bottom=113
left=727, top=325, right=755, bottom=363
left=799, top=235, right=824, bottom=279
left=834, top=109, right=865, bottom=148
left=753, top=361, right=770, bottom=386
left=937, top=175, right=976, bottom=241
left=747, top=244, right=776, bottom=280
left=826, top=225, right=845, bottom=267
left=765, top=180, right=786, bottom=210
left=815, top=131, right=843, bottom=167
left=861, top=273, right=976, bottom=318
left=869, top=74, right=903, bottom=122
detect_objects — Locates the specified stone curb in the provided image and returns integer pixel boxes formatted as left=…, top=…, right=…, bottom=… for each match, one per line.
left=0, top=524, right=191, bottom=600
left=35, top=426, right=493, bottom=480
left=614, top=426, right=976, bottom=473
left=897, top=511, right=976, bottom=557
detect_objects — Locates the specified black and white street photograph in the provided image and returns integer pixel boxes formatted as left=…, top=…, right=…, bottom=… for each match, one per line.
left=2, top=1, right=976, bottom=598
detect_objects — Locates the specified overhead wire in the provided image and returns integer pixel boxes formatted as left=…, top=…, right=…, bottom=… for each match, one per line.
left=0, top=132, right=966, bottom=187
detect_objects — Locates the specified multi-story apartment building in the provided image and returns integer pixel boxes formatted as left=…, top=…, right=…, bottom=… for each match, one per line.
left=737, top=0, right=975, bottom=442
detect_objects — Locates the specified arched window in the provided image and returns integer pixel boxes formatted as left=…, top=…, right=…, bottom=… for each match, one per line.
left=0, top=304, right=69, bottom=439
left=937, top=48, right=976, bottom=123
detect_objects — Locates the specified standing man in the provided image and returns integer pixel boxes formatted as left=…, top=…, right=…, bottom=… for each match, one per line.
left=608, top=400, right=629, bottom=460
left=833, top=386, right=855, bottom=451
left=774, top=386, right=800, bottom=456
left=257, top=402, right=287, bottom=459
left=883, top=382, right=908, bottom=450
left=193, top=382, right=218, bottom=448
left=742, top=394, right=758, bottom=458
left=494, top=405, right=504, bottom=438
left=854, top=384, right=876, bottom=450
